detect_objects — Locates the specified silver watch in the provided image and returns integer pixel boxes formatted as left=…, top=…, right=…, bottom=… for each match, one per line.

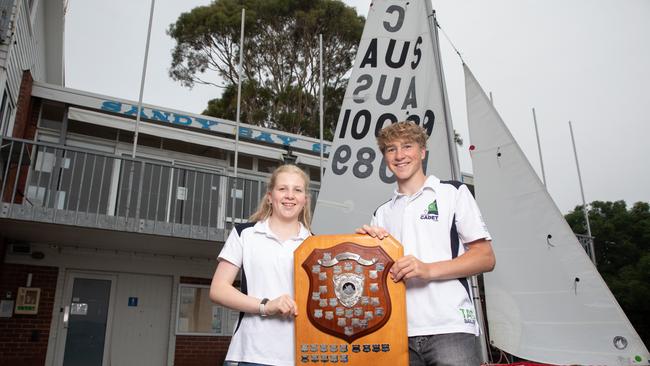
left=259, top=298, right=269, bottom=317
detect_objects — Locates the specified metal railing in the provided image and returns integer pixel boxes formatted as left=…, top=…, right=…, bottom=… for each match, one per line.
left=576, top=233, right=596, bottom=264
left=0, top=137, right=320, bottom=241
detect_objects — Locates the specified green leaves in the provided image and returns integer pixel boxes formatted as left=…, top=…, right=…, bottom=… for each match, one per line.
left=565, top=200, right=650, bottom=345
left=169, top=0, right=365, bottom=138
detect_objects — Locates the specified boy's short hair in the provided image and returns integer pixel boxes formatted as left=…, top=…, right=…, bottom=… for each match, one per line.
left=377, top=120, right=428, bottom=153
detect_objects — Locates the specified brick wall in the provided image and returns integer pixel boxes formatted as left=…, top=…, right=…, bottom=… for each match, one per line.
left=179, top=276, right=211, bottom=286
left=12, top=70, right=37, bottom=140
left=174, top=335, right=231, bottom=366
left=0, top=237, right=6, bottom=274
left=0, top=263, right=58, bottom=366
left=3, top=70, right=40, bottom=204
left=174, top=277, right=232, bottom=366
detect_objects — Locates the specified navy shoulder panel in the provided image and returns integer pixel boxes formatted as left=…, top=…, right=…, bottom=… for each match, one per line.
left=373, top=198, right=393, bottom=217
left=235, top=222, right=256, bottom=236
left=440, top=180, right=464, bottom=189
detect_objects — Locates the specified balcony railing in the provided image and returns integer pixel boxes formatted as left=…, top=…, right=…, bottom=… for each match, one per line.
left=0, top=137, right=320, bottom=241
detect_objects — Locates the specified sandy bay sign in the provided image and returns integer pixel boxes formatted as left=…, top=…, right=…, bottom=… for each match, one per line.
left=100, top=100, right=331, bottom=155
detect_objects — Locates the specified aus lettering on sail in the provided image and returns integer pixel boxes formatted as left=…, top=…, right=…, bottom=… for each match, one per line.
left=331, top=2, right=442, bottom=184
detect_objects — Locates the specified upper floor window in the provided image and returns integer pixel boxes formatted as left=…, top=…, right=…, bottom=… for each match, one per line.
left=39, top=101, right=65, bottom=132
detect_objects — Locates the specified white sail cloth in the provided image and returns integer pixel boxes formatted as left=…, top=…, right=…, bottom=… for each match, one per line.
left=312, top=0, right=455, bottom=234
left=465, top=64, right=649, bottom=365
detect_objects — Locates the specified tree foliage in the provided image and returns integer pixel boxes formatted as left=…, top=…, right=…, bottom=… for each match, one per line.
left=565, top=200, right=650, bottom=346
left=168, top=0, right=365, bottom=139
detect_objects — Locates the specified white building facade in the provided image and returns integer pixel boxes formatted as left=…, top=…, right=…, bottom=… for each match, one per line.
left=0, top=2, right=328, bottom=365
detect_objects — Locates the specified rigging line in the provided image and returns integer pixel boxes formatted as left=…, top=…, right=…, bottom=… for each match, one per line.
left=430, top=12, right=464, bottom=63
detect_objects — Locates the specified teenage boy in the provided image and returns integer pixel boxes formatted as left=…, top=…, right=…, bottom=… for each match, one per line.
left=356, top=120, right=496, bottom=366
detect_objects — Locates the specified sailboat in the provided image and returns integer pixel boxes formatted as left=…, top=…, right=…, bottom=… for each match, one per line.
left=465, top=64, right=649, bottom=365
left=312, top=0, right=650, bottom=364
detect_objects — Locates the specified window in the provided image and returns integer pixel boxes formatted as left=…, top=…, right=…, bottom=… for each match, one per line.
left=163, top=138, right=227, bottom=160
left=229, top=153, right=253, bottom=170
left=0, top=7, right=10, bottom=43
left=226, top=176, right=265, bottom=222
left=39, top=101, right=66, bottom=132
left=300, top=164, right=322, bottom=183
left=0, top=89, right=14, bottom=137
left=257, top=157, right=279, bottom=173
left=176, top=284, right=238, bottom=336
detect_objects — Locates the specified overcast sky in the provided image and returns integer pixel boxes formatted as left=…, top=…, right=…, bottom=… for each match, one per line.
left=65, top=0, right=650, bottom=214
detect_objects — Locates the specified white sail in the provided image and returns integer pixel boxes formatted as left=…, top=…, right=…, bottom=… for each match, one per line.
left=465, top=64, right=650, bottom=365
left=312, top=0, right=455, bottom=234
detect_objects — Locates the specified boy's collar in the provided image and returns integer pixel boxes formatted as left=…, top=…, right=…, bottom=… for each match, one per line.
left=391, top=175, right=439, bottom=204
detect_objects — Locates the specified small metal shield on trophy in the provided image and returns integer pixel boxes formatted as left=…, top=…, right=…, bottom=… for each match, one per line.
left=333, top=273, right=364, bottom=308
left=302, top=242, right=393, bottom=343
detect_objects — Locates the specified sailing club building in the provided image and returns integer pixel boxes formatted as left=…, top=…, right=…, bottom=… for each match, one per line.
left=0, top=1, right=484, bottom=365
left=0, top=1, right=327, bottom=365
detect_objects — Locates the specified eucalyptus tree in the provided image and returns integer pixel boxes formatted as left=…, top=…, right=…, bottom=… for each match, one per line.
left=168, top=0, right=365, bottom=139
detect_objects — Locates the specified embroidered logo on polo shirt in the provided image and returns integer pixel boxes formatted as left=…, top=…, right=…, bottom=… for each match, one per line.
left=420, top=200, right=439, bottom=221
left=460, top=308, right=476, bottom=325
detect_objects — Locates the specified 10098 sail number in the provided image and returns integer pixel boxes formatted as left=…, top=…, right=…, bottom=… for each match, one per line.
left=331, top=109, right=434, bottom=183
left=331, top=145, right=429, bottom=184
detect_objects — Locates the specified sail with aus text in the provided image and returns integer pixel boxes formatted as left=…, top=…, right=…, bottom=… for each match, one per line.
left=312, top=0, right=456, bottom=235
left=465, top=64, right=649, bottom=365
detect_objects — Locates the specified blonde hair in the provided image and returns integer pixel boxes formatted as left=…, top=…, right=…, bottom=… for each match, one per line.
left=249, top=164, right=312, bottom=230
left=377, top=120, right=428, bottom=153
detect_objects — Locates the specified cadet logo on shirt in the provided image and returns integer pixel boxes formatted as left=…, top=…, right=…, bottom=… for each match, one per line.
left=459, top=308, right=476, bottom=325
left=420, top=200, right=439, bottom=221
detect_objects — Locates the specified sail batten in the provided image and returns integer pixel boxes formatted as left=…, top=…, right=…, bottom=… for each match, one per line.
left=465, top=64, right=649, bottom=365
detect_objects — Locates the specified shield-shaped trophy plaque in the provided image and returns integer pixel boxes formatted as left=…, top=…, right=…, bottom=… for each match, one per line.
left=294, top=234, right=407, bottom=365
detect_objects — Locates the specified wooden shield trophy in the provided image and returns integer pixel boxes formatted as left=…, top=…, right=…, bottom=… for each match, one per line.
left=294, top=234, right=408, bottom=364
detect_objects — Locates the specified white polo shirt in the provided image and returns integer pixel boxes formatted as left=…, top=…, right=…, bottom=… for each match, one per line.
left=371, top=175, right=490, bottom=337
left=218, top=219, right=310, bottom=366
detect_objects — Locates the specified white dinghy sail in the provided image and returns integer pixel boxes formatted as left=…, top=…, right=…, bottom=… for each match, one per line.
left=312, top=0, right=457, bottom=234
left=464, top=64, right=649, bottom=365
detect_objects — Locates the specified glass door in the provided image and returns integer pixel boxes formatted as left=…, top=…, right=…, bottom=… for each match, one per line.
left=55, top=272, right=116, bottom=366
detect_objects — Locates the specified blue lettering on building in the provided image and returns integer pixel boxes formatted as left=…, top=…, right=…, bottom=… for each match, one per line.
left=255, top=132, right=274, bottom=144
left=238, top=127, right=253, bottom=139
left=276, top=135, right=298, bottom=146
left=98, top=99, right=331, bottom=153
left=173, top=114, right=192, bottom=126
left=123, top=105, right=149, bottom=118
left=151, top=110, right=171, bottom=122
left=311, top=142, right=330, bottom=154
left=195, top=117, right=219, bottom=129
left=101, top=100, right=122, bottom=113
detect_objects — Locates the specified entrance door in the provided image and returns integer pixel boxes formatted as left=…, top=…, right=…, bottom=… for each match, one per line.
left=55, top=272, right=116, bottom=366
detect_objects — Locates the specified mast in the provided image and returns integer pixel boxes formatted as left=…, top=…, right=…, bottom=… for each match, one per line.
left=131, top=0, right=155, bottom=158
left=319, top=33, right=324, bottom=183
left=532, top=108, right=547, bottom=186
left=233, top=8, right=245, bottom=179
left=231, top=8, right=245, bottom=226
left=428, top=9, right=461, bottom=180
left=427, top=6, right=489, bottom=363
left=125, top=0, right=155, bottom=222
left=569, top=121, right=595, bottom=264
